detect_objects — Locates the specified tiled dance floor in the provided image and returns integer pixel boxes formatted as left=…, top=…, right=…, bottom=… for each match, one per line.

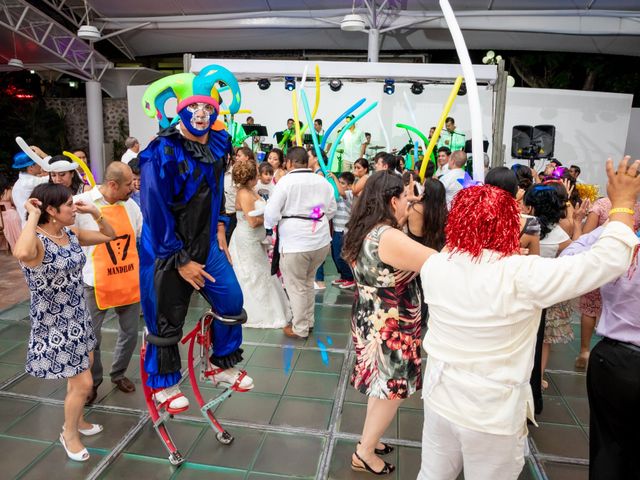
left=0, top=253, right=590, bottom=479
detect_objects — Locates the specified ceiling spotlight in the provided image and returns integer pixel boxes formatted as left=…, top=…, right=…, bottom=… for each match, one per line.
left=77, top=24, right=101, bottom=41
left=69, top=81, right=79, bottom=88
left=284, top=76, right=296, bottom=91
left=29, top=69, right=36, bottom=74
left=329, top=79, right=343, bottom=92
left=410, top=82, right=423, bottom=95
left=340, top=13, right=366, bottom=32
left=257, top=78, right=271, bottom=90
left=383, top=79, right=395, bottom=95
left=458, top=83, right=467, bottom=96
left=7, top=58, right=24, bottom=69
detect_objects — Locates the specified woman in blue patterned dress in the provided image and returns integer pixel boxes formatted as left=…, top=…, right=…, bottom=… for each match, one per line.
left=14, top=183, right=115, bottom=462
left=342, top=172, right=436, bottom=475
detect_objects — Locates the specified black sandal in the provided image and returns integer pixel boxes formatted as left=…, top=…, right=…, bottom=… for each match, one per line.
left=351, top=450, right=395, bottom=475
left=358, top=441, right=395, bottom=455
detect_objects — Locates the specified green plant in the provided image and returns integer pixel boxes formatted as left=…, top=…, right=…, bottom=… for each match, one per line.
left=112, top=117, right=128, bottom=160
left=0, top=96, right=68, bottom=184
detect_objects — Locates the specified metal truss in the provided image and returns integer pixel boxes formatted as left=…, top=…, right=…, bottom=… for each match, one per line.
left=36, top=0, right=136, bottom=60
left=0, top=0, right=111, bottom=81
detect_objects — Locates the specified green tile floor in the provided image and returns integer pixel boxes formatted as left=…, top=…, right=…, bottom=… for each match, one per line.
left=0, top=263, right=592, bottom=479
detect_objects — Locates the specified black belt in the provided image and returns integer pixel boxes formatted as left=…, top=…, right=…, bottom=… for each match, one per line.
left=603, top=337, right=640, bottom=353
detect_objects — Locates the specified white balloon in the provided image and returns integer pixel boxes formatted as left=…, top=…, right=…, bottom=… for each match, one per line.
left=495, top=55, right=502, bottom=62
left=482, top=56, right=489, bottom=64
left=507, top=75, right=516, bottom=88
left=441, top=0, right=485, bottom=181
left=486, top=50, right=495, bottom=59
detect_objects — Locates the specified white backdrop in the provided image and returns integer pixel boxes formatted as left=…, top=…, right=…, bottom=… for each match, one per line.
left=625, top=108, right=640, bottom=160
left=128, top=81, right=632, bottom=190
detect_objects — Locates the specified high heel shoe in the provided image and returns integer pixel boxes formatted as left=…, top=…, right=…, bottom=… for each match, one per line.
left=358, top=441, right=394, bottom=455
left=63, top=424, right=104, bottom=436
left=59, top=433, right=90, bottom=462
left=351, top=450, right=395, bottom=475
left=78, top=424, right=103, bottom=436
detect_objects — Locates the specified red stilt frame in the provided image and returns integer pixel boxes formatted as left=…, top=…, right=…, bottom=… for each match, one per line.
left=140, top=310, right=248, bottom=466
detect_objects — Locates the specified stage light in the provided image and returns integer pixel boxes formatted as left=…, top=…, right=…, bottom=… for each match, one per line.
left=458, top=83, right=467, bottom=96
left=383, top=79, right=395, bottom=95
left=329, top=79, right=343, bottom=92
left=257, top=79, right=271, bottom=90
left=284, top=76, right=296, bottom=91
left=410, top=82, right=423, bottom=95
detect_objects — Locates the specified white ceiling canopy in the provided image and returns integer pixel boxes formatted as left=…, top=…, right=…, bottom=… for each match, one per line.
left=91, top=0, right=640, bottom=57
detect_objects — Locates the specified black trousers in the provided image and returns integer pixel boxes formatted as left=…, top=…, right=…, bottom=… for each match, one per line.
left=587, top=338, right=640, bottom=480
left=530, top=309, right=546, bottom=415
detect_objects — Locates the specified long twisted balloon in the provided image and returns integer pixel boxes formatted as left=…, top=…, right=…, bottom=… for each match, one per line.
left=440, top=0, right=485, bottom=181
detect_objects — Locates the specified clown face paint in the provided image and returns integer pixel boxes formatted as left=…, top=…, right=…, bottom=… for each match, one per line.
left=178, top=102, right=216, bottom=137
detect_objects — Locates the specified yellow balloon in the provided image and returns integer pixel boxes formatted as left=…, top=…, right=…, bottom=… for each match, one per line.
left=299, top=65, right=321, bottom=137
left=292, top=90, right=302, bottom=146
left=63, top=151, right=96, bottom=188
left=419, top=76, right=463, bottom=181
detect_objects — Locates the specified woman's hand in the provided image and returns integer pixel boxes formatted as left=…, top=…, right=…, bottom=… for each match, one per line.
left=562, top=178, right=574, bottom=198
left=573, top=199, right=590, bottom=223
left=607, top=156, right=640, bottom=209
left=30, top=145, right=48, bottom=159
left=24, top=198, right=42, bottom=217
left=74, top=200, right=100, bottom=218
left=405, top=176, right=422, bottom=203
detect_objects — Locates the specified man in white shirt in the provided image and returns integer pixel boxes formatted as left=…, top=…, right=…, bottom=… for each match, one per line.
left=438, top=150, right=467, bottom=209
left=264, top=147, right=337, bottom=338
left=121, top=137, right=140, bottom=165
left=328, top=116, right=366, bottom=173
left=11, top=151, right=49, bottom=226
left=434, top=147, right=451, bottom=178
left=417, top=159, right=640, bottom=480
left=74, top=161, right=143, bottom=403
left=314, top=118, right=324, bottom=137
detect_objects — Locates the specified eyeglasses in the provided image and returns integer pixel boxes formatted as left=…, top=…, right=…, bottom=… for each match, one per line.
left=186, top=103, right=215, bottom=114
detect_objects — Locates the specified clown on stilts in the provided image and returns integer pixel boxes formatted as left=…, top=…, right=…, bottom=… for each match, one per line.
left=138, top=65, right=253, bottom=413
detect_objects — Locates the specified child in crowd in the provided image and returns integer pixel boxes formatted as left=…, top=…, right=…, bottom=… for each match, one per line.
left=255, top=162, right=274, bottom=202
left=331, top=171, right=356, bottom=289
left=128, top=157, right=141, bottom=208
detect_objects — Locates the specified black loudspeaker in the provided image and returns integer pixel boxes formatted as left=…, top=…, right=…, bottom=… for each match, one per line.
left=533, top=125, right=555, bottom=159
left=464, top=139, right=489, bottom=154
left=511, top=125, right=534, bottom=158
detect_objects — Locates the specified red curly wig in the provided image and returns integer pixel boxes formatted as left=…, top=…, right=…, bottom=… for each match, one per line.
left=445, top=185, right=521, bottom=259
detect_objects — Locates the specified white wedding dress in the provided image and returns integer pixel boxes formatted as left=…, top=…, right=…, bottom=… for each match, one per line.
left=229, top=199, right=292, bottom=328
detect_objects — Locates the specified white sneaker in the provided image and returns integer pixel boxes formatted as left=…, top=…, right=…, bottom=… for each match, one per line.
left=211, top=367, right=254, bottom=391
left=152, top=385, right=189, bottom=412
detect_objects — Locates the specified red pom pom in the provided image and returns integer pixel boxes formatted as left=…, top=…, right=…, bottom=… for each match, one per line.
left=445, top=185, right=520, bottom=259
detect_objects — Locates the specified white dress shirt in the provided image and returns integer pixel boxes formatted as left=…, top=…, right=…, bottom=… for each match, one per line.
left=341, top=128, right=366, bottom=164
left=74, top=186, right=143, bottom=287
left=421, top=221, right=639, bottom=436
left=264, top=168, right=336, bottom=253
left=438, top=167, right=466, bottom=209
left=12, top=173, right=49, bottom=226
left=121, top=149, right=137, bottom=165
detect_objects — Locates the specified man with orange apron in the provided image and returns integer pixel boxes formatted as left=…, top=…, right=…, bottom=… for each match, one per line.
left=74, top=161, right=143, bottom=403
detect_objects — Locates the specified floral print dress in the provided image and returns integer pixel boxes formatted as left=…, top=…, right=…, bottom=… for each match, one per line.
left=350, top=225, right=422, bottom=399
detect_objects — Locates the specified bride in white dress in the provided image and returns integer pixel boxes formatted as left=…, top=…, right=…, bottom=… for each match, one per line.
left=229, top=160, right=292, bottom=328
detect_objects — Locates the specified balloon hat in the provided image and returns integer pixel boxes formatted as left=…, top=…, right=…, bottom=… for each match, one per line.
left=142, top=65, right=242, bottom=136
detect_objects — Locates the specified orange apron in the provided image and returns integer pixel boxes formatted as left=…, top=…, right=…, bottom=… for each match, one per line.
left=92, top=204, right=140, bottom=310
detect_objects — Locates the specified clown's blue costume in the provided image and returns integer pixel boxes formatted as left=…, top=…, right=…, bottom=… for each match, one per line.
left=138, top=65, right=253, bottom=412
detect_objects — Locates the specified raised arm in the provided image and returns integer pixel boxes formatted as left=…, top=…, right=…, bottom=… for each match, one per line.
left=518, top=157, right=640, bottom=307
left=72, top=200, right=116, bottom=246
left=13, top=199, right=45, bottom=267
left=378, top=227, right=436, bottom=272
